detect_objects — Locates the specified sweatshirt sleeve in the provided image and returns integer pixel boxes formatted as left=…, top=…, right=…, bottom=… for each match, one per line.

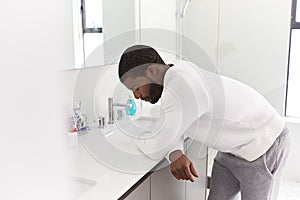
left=137, top=69, right=210, bottom=161
left=165, top=136, right=184, bottom=163
left=136, top=87, right=184, bottom=160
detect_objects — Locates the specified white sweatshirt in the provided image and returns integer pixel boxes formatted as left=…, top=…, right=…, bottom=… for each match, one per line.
left=136, top=61, right=285, bottom=162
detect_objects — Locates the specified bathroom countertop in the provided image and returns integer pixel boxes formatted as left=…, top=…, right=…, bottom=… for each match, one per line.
left=66, top=130, right=162, bottom=200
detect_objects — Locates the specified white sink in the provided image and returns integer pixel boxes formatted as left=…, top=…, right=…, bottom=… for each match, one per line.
left=105, top=116, right=158, bottom=153
left=77, top=116, right=158, bottom=173
left=79, top=116, right=158, bottom=148
left=68, top=176, right=97, bottom=199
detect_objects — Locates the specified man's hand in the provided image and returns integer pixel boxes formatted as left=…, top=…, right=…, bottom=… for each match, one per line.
left=169, top=150, right=199, bottom=182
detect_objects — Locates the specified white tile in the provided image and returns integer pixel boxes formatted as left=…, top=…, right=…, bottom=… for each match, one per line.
left=279, top=179, right=300, bottom=200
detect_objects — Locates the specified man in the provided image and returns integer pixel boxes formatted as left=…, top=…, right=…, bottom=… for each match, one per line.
left=118, top=45, right=291, bottom=200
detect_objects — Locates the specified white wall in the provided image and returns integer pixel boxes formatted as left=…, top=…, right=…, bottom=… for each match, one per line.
left=1, top=0, right=75, bottom=70
left=218, top=0, right=291, bottom=113
left=140, top=0, right=177, bottom=61
left=0, top=0, right=75, bottom=199
left=65, top=65, right=152, bottom=129
left=182, top=0, right=219, bottom=66
left=140, top=0, right=177, bottom=31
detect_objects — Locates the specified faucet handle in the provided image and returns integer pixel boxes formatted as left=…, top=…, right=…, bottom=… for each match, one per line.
left=117, top=110, right=124, bottom=120
left=96, top=116, right=105, bottom=128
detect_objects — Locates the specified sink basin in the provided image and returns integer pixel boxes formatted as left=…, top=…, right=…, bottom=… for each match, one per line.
left=77, top=116, right=159, bottom=172
left=113, top=116, right=157, bottom=136
left=68, top=176, right=97, bottom=199
left=79, top=116, right=158, bottom=155
left=106, top=116, right=158, bottom=153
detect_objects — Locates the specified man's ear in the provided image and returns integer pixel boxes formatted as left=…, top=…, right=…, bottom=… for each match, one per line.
left=146, top=64, right=157, bottom=78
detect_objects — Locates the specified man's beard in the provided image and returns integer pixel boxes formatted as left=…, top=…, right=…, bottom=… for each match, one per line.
left=147, top=83, right=163, bottom=104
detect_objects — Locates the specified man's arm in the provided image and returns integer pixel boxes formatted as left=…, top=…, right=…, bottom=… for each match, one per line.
left=169, top=150, right=199, bottom=182
left=137, top=68, right=209, bottom=175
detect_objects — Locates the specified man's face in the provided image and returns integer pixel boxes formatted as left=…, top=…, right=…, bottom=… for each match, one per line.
left=123, top=76, right=163, bottom=104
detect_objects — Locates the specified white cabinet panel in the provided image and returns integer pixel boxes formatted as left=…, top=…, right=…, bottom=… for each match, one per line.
left=150, top=160, right=185, bottom=200
left=185, top=140, right=207, bottom=200
left=123, top=141, right=207, bottom=200
left=125, top=176, right=150, bottom=200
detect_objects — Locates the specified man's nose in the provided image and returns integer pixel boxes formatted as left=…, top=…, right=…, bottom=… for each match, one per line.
left=133, top=91, right=141, bottom=99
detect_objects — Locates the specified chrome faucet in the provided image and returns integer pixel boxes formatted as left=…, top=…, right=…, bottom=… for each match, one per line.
left=108, top=97, right=132, bottom=124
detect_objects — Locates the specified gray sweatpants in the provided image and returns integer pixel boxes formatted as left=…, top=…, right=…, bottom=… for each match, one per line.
left=208, top=127, right=291, bottom=200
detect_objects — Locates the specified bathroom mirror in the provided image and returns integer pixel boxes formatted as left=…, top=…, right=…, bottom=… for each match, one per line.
left=73, top=0, right=140, bottom=68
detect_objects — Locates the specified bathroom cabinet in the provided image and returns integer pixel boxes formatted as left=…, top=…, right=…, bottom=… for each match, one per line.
left=124, top=177, right=151, bottom=200
left=124, top=140, right=207, bottom=200
left=150, top=161, right=185, bottom=200
left=123, top=165, right=185, bottom=200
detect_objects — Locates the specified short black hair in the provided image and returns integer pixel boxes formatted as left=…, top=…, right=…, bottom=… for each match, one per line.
left=118, top=45, right=165, bottom=82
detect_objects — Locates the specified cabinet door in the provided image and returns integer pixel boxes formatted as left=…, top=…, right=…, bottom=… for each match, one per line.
left=125, top=142, right=207, bottom=200
left=150, top=160, right=185, bottom=200
left=125, top=176, right=150, bottom=200
left=185, top=140, right=207, bottom=200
